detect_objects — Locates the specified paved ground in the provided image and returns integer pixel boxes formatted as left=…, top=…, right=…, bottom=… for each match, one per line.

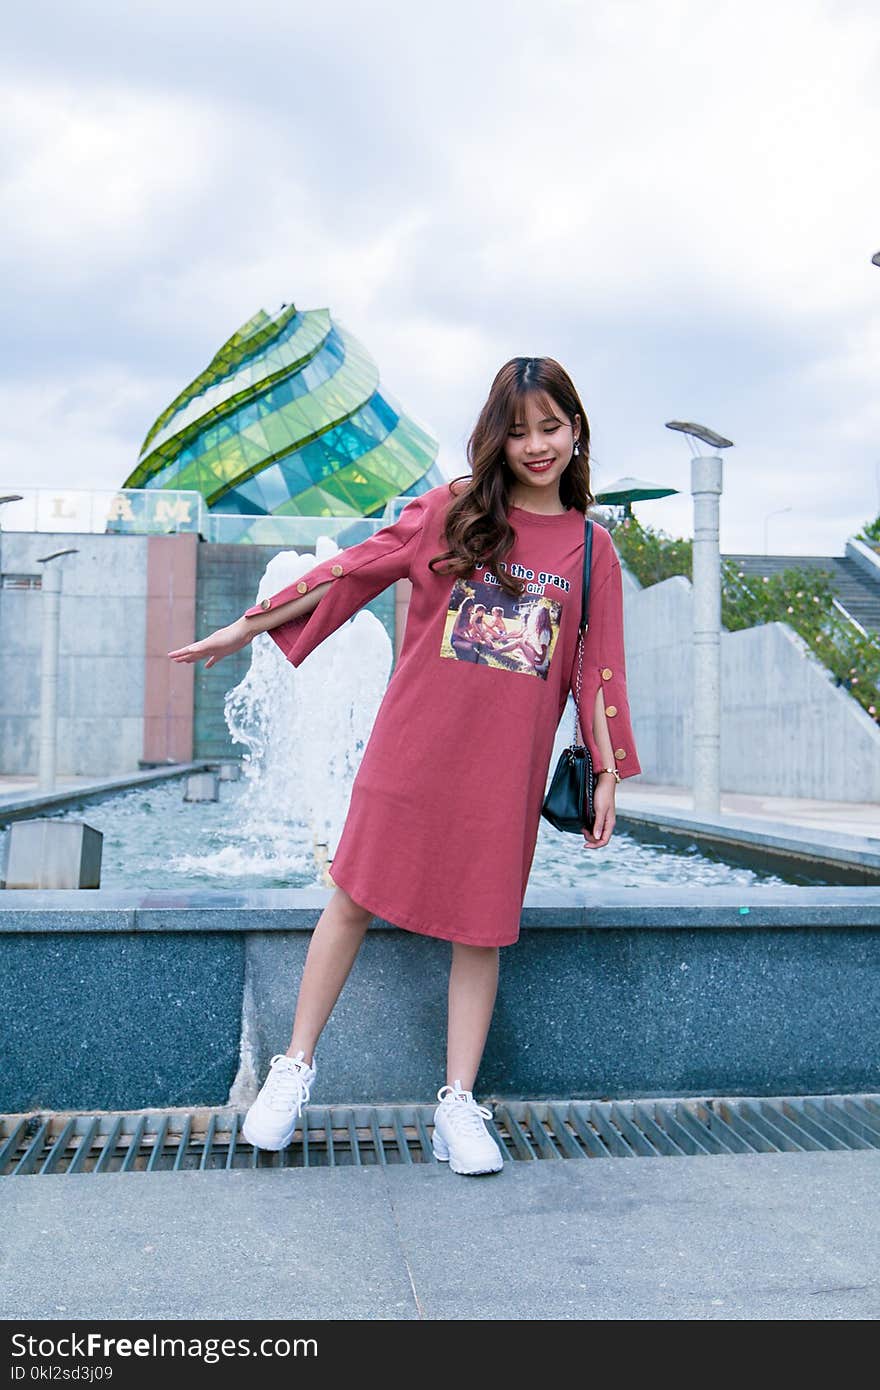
left=2, top=1150, right=879, bottom=1320
left=617, top=780, right=880, bottom=842
left=0, top=774, right=106, bottom=795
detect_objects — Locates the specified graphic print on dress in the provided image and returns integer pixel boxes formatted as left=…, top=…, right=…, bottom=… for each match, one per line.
left=440, top=575, right=564, bottom=681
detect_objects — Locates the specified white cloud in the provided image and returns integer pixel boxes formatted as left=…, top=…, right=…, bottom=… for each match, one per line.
left=0, top=0, right=878, bottom=552
left=0, top=368, right=167, bottom=491
left=0, top=82, right=224, bottom=282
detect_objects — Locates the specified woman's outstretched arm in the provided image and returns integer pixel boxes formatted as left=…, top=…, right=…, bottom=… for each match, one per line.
left=167, top=582, right=333, bottom=667
left=168, top=490, right=431, bottom=670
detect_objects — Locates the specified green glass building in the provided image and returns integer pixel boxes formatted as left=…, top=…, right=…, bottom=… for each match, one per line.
left=124, top=303, right=444, bottom=526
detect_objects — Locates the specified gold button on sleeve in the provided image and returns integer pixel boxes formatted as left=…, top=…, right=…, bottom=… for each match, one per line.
left=259, top=598, right=271, bottom=610
left=296, top=580, right=309, bottom=594
left=331, top=563, right=344, bottom=577
left=601, top=667, right=613, bottom=680
left=605, top=705, right=618, bottom=717
left=614, top=748, right=627, bottom=760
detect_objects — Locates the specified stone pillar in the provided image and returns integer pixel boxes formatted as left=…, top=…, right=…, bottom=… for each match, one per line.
left=691, top=454, right=723, bottom=814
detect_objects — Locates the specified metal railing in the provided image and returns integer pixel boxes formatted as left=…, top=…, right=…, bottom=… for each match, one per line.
left=0, top=488, right=205, bottom=536
left=0, top=488, right=408, bottom=546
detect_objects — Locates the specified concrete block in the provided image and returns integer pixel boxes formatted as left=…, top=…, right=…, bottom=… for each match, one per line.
left=183, top=772, right=219, bottom=802
left=1, top=819, right=103, bottom=889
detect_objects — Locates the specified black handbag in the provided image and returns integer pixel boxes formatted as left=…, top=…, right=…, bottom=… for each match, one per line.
left=541, top=518, right=596, bottom=834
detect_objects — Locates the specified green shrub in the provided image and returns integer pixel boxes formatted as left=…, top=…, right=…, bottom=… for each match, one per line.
left=856, top=513, right=880, bottom=551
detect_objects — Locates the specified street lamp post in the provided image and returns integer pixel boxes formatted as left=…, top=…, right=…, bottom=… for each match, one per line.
left=666, top=422, right=734, bottom=817
left=36, top=548, right=78, bottom=793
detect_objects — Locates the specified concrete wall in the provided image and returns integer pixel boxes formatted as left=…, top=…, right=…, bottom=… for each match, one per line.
left=2, top=890, right=879, bottom=1110
left=195, top=543, right=272, bottom=762
left=0, top=533, right=151, bottom=777
left=143, top=535, right=198, bottom=764
left=0, top=530, right=200, bottom=776
left=623, top=568, right=880, bottom=800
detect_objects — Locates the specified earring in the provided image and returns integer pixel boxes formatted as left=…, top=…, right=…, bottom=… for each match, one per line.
left=573, top=441, right=580, bottom=457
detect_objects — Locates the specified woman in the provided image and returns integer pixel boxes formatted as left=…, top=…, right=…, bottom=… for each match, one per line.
left=449, top=595, right=485, bottom=662
left=168, top=356, right=641, bottom=1177
left=492, top=600, right=554, bottom=676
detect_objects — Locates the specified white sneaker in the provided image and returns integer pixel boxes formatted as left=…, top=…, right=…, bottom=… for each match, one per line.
left=241, top=1049, right=316, bottom=1151
left=431, top=1079, right=504, bottom=1175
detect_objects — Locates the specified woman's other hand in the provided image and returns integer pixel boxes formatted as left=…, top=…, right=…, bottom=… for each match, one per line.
left=582, top=775, right=616, bottom=849
left=168, top=618, right=254, bottom=669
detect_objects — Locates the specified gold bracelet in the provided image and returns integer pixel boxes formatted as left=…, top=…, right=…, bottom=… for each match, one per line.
left=597, top=766, right=621, bottom=784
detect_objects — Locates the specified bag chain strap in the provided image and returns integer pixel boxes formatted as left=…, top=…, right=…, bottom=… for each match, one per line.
left=570, top=623, right=587, bottom=751
left=570, top=517, right=591, bottom=753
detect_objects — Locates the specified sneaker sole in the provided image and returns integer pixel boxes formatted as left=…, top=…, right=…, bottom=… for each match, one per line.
left=241, top=1115, right=301, bottom=1151
left=432, top=1134, right=504, bottom=1175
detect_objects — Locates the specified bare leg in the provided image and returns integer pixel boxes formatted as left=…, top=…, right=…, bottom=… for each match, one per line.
left=446, top=942, right=500, bottom=1090
left=285, top=886, right=373, bottom=1065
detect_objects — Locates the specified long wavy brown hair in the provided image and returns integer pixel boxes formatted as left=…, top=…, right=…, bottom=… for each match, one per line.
left=428, top=356, right=595, bottom=598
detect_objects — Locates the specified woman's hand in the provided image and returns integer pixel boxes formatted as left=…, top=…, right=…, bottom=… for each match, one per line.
left=168, top=617, right=254, bottom=669
left=582, top=774, right=616, bottom=849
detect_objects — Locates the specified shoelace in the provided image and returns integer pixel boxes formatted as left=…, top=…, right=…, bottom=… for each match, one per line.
left=265, top=1053, right=313, bottom=1113
left=436, top=1085, right=493, bottom=1134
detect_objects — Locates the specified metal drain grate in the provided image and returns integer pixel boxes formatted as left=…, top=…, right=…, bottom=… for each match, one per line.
left=3, top=1093, right=879, bottom=1176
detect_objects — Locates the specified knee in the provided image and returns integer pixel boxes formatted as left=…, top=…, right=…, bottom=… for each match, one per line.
left=452, top=941, right=498, bottom=959
left=333, top=886, right=374, bottom=929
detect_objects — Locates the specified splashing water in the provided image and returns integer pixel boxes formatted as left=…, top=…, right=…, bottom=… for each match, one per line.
left=223, top=537, right=395, bottom=880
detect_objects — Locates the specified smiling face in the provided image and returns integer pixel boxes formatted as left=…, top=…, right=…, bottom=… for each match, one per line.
left=503, top=390, right=580, bottom=510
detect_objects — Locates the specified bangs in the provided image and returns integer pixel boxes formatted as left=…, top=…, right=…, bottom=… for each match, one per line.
left=508, top=385, right=561, bottom=428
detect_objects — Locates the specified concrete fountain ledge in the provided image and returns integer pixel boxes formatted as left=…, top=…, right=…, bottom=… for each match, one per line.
left=1, top=882, right=880, bottom=929
left=0, top=761, right=218, bottom=821
left=3, top=884, right=879, bottom=1113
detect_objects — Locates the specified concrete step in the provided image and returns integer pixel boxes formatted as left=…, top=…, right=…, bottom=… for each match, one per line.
left=723, top=554, right=880, bottom=634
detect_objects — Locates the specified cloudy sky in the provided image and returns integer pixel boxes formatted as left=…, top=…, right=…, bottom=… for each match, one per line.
left=2, top=0, right=879, bottom=553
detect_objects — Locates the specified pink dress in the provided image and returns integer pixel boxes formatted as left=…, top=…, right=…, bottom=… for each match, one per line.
left=243, top=481, right=642, bottom=947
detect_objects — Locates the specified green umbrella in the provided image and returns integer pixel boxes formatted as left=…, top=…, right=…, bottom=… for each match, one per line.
left=593, top=476, right=680, bottom=519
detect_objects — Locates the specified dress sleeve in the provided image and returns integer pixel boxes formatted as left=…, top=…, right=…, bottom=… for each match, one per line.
left=570, top=551, right=642, bottom=780
left=242, top=492, right=429, bottom=667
